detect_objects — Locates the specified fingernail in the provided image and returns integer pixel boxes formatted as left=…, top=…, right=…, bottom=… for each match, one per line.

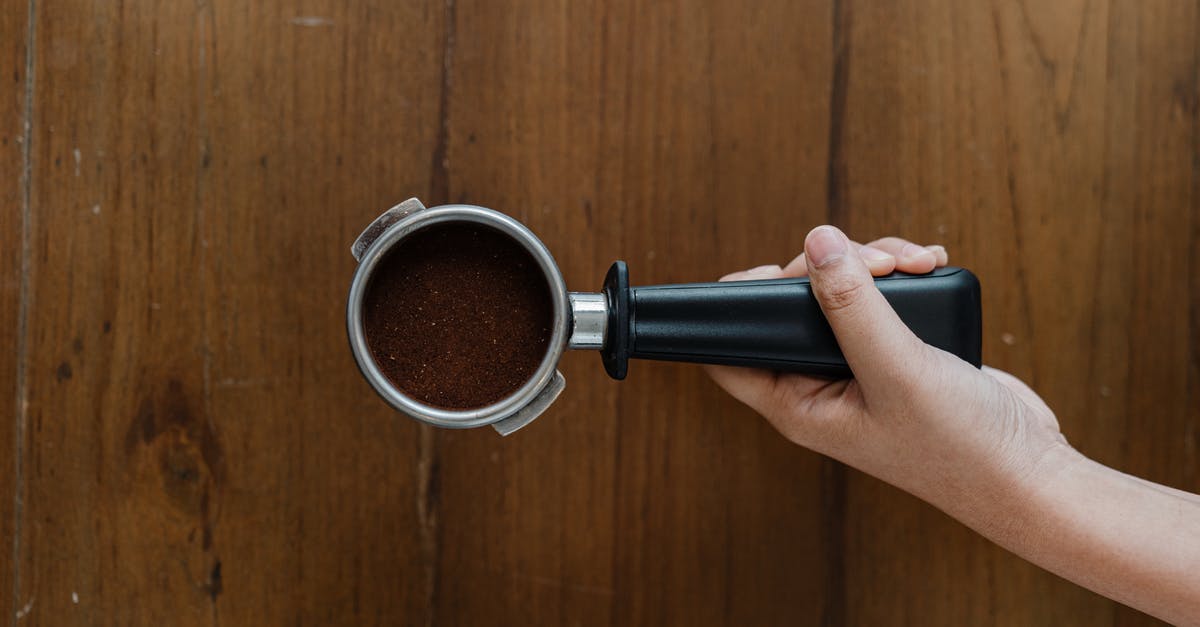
left=901, top=243, right=933, bottom=259
left=806, top=226, right=847, bottom=267
left=746, top=264, right=782, bottom=275
left=859, top=245, right=892, bottom=262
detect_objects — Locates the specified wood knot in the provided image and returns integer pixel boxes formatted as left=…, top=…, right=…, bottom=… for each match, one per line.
left=124, top=379, right=224, bottom=543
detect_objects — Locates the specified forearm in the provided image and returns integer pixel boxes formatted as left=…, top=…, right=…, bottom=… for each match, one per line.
left=1127, top=472, right=1200, bottom=505
left=711, top=231, right=1199, bottom=619
left=970, top=445, right=1200, bottom=624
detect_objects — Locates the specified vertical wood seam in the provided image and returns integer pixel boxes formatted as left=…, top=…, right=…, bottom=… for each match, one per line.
left=594, top=6, right=624, bottom=626
left=193, top=1, right=219, bottom=624
left=11, top=0, right=36, bottom=624
left=705, top=3, right=721, bottom=255
left=821, top=2, right=849, bottom=626
left=416, top=426, right=441, bottom=627
left=420, top=1, right=455, bottom=624
left=1189, top=2, right=1200, bottom=489
left=428, top=0, right=455, bottom=206
left=824, top=0, right=850, bottom=229
left=704, top=6, right=738, bottom=624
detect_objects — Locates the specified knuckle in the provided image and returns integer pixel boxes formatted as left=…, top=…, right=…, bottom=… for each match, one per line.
left=764, top=378, right=862, bottom=450
left=869, top=236, right=908, bottom=250
left=817, top=275, right=868, bottom=313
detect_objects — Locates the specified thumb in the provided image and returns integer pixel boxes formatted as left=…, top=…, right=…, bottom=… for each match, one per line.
left=804, top=225, right=925, bottom=386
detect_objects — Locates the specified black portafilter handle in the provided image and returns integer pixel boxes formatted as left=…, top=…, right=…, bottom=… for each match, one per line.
left=598, top=261, right=982, bottom=380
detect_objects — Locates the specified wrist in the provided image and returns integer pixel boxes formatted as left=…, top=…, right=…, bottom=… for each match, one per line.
left=957, top=438, right=1088, bottom=548
left=958, top=442, right=1200, bottom=624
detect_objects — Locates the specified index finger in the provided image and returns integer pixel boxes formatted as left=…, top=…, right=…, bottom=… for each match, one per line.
left=784, top=241, right=898, bottom=278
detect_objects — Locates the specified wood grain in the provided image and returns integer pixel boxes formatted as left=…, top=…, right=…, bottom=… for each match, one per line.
left=18, top=1, right=234, bottom=623
left=197, top=2, right=445, bottom=625
left=433, top=2, right=621, bottom=624
left=2, top=2, right=30, bottom=623
left=14, top=1, right=443, bottom=625
left=832, top=2, right=1195, bottom=625
left=5, top=0, right=1197, bottom=625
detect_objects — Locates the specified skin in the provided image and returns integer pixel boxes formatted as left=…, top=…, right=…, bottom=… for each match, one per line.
left=706, top=225, right=1200, bottom=625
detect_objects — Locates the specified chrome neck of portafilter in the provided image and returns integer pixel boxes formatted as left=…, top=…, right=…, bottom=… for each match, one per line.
left=567, top=292, right=608, bottom=350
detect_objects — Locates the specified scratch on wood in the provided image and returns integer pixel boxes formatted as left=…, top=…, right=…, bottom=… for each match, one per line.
left=289, top=16, right=333, bottom=27
left=12, top=0, right=37, bottom=621
left=509, top=572, right=615, bottom=597
left=215, top=377, right=276, bottom=388
left=13, top=597, right=33, bottom=620
left=193, top=2, right=221, bottom=625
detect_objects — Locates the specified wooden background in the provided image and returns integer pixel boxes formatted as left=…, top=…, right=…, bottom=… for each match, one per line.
left=2, top=0, right=1197, bottom=625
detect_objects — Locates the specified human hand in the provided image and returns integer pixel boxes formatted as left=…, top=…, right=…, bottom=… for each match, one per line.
left=705, top=226, right=1071, bottom=523
left=707, top=226, right=1200, bottom=622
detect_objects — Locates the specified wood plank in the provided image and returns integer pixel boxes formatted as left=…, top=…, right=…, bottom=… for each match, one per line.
left=825, top=1, right=1034, bottom=622
left=436, top=0, right=834, bottom=624
left=16, top=0, right=218, bottom=622
left=8, top=1, right=1198, bottom=625
left=198, top=2, right=444, bottom=624
left=1, top=1, right=30, bottom=623
left=989, top=3, right=1197, bottom=624
left=603, top=2, right=837, bottom=624
left=15, top=1, right=442, bottom=625
left=432, top=2, right=621, bottom=624
left=1103, top=0, right=1197, bottom=497
left=429, top=2, right=619, bottom=619
left=833, top=1, right=1195, bottom=624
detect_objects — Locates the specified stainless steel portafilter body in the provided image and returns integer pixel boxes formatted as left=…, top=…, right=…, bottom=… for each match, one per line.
left=346, top=198, right=607, bottom=435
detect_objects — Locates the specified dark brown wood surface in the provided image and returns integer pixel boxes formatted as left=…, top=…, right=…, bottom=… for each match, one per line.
left=3, top=1, right=1195, bottom=625
left=2, top=2, right=30, bottom=623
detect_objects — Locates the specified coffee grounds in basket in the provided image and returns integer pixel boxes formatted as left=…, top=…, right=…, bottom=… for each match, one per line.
left=361, top=222, right=554, bottom=410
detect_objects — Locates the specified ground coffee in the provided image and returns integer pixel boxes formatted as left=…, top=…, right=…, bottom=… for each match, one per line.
left=361, top=222, right=554, bottom=410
